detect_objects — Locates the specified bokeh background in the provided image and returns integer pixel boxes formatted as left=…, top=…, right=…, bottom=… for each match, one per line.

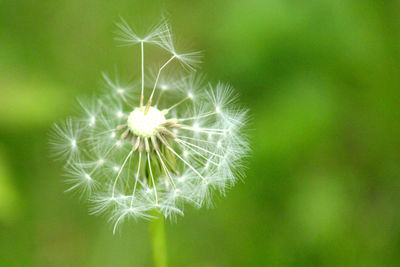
left=1, top=0, right=399, bottom=266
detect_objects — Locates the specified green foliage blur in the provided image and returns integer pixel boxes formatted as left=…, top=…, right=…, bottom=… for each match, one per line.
left=1, top=0, right=399, bottom=266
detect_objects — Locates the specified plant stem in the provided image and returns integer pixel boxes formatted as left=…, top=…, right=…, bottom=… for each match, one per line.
left=149, top=211, right=167, bottom=267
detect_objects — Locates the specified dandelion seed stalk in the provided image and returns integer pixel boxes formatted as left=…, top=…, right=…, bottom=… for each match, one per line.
left=150, top=211, right=167, bottom=267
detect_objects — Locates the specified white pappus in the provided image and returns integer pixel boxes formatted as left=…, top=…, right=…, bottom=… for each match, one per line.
left=49, top=18, right=249, bottom=233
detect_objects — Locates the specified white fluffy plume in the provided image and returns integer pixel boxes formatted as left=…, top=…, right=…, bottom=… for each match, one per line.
left=50, top=18, right=249, bottom=232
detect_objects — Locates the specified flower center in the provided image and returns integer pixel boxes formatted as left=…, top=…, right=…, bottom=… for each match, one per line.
left=127, top=107, right=166, bottom=138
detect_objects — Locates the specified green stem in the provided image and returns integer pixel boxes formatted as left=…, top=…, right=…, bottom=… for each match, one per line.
left=149, top=212, right=167, bottom=267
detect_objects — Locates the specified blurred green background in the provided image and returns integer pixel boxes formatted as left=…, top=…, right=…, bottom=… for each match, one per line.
left=1, top=0, right=399, bottom=266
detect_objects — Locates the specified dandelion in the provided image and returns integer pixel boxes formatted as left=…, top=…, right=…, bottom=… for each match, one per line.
left=49, top=18, right=249, bottom=235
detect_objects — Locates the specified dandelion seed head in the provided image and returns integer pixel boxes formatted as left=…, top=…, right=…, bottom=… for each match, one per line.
left=50, top=18, right=249, bottom=231
left=127, top=107, right=166, bottom=138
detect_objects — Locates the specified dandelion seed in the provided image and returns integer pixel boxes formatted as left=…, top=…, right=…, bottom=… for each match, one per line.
left=50, top=18, right=249, bottom=231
